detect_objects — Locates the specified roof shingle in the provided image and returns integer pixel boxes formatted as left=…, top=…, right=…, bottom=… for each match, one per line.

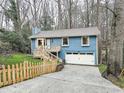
left=29, top=27, right=100, bottom=38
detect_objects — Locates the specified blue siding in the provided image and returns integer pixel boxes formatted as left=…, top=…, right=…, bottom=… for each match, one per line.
left=31, top=36, right=97, bottom=64
left=31, top=39, right=36, bottom=53
left=50, top=36, right=97, bottom=64
left=50, top=38, right=61, bottom=46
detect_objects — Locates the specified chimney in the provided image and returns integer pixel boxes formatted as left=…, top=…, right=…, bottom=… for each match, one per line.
left=32, top=27, right=41, bottom=35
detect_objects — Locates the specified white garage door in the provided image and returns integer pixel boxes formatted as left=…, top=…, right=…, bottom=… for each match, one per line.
left=65, top=52, right=95, bottom=65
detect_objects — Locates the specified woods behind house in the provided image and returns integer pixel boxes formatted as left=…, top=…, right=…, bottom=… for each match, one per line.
left=0, top=0, right=124, bottom=77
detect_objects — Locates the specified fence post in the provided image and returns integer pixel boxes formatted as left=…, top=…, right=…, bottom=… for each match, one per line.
left=12, top=65, right=16, bottom=84
left=36, top=62, right=38, bottom=76
left=46, top=62, right=48, bottom=73
left=35, top=63, right=37, bottom=76
left=47, top=62, right=49, bottom=73
left=38, top=62, right=40, bottom=75
left=0, top=70, right=3, bottom=87
left=49, top=62, right=52, bottom=73
left=55, top=61, right=57, bottom=72
left=26, top=61, right=29, bottom=79
left=23, top=62, right=26, bottom=80
left=51, top=61, right=54, bottom=72
left=29, top=62, right=32, bottom=78
left=39, top=62, right=41, bottom=75
left=52, top=61, right=57, bottom=72
left=16, top=64, right=19, bottom=82
left=37, top=62, right=40, bottom=76
left=33, top=63, right=36, bottom=77
left=42, top=62, right=44, bottom=74
left=3, top=65, right=7, bottom=85
left=32, top=63, right=35, bottom=77
left=49, top=62, right=51, bottom=73
left=43, top=62, right=45, bottom=74
left=40, top=63, right=43, bottom=75
left=7, top=65, right=11, bottom=84
left=20, top=63, right=23, bottom=81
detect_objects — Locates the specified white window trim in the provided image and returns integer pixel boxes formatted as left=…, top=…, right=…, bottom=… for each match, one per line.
left=81, top=36, right=90, bottom=46
left=36, top=38, right=38, bottom=48
left=62, top=37, right=69, bottom=46
left=36, top=38, right=45, bottom=48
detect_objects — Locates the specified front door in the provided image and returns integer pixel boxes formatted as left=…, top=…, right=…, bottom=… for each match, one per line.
left=46, top=39, right=51, bottom=49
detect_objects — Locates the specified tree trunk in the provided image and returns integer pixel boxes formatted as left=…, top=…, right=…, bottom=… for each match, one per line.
left=108, top=0, right=124, bottom=76
left=33, top=0, right=37, bottom=27
left=57, top=0, right=62, bottom=29
left=15, top=0, right=21, bottom=32
left=105, top=0, right=109, bottom=40
left=68, top=0, right=72, bottom=29
left=96, top=0, right=100, bottom=28
left=85, top=0, right=89, bottom=27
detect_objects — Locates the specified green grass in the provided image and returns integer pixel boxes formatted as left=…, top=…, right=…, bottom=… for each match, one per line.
left=108, top=75, right=124, bottom=88
left=0, top=53, right=42, bottom=66
left=98, top=64, right=124, bottom=88
left=98, top=64, right=107, bottom=73
left=113, top=77, right=124, bottom=88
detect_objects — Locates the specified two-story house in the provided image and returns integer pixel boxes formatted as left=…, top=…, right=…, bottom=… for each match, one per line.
left=29, top=27, right=100, bottom=65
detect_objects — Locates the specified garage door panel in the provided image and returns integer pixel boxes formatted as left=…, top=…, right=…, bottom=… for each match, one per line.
left=66, top=54, right=79, bottom=64
left=65, top=52, right=95, bottom=65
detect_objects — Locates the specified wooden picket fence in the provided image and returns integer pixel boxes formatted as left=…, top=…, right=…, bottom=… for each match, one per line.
left=0, top=61, right=57, bottom=87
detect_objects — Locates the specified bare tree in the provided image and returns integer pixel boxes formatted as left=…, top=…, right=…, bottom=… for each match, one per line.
left=96, top=0, right=100, bottom=28
left=85, top=0, right=89, bottom=27
left=56, top=0, right=62, bottom=29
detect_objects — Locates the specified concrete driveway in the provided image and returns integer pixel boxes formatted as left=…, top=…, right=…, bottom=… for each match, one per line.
left=0, top=65, right=123, bottom=93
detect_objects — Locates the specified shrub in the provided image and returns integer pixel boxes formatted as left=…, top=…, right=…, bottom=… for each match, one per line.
left=0, top=27, right=31, bottom=54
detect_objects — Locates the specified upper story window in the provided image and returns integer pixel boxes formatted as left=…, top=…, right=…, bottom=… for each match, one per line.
left=62, top=37, right=69, bottom=46
left=81, top=36, right=90, bottom=46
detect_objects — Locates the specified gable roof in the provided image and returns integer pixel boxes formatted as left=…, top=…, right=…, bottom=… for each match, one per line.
left=29, top=27, right=100, bottom=38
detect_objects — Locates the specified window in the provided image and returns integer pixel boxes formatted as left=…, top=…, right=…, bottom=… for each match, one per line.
left=38, top=40, right=42, bottom=46
left=66, top=52, right=72, bottom=54
left=80, top=53, right=86, bottom=55
left=73, top=52, right=78, bottom=54
left=87, top=53, right=93, bottom=55
left=81, top=36, right=90, bottom=46
left=37, top=39, right=45, bottom=47
left=62, top=37, right=69, bottom=46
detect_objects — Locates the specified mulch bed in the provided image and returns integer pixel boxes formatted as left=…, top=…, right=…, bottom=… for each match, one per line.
left=56, top=62, right=64, bottom=72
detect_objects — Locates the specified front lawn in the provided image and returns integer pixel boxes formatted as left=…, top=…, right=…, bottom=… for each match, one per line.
left=0, top=53, right=42, bottom=65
